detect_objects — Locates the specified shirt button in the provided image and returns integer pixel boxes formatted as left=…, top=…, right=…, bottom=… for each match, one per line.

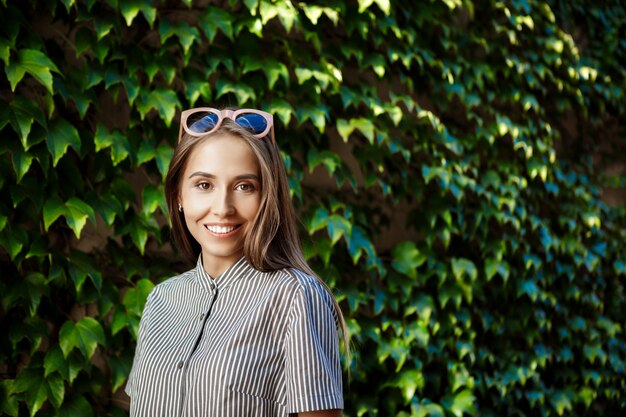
left=200, top=314, right=205, bottom=320
left=177, top=361, right=184, bottom=369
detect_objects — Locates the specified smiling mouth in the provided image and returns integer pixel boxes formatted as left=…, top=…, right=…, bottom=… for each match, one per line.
left=204, top=224, right=242, bottom=235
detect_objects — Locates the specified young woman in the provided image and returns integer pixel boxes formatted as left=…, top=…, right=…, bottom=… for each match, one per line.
left=125, top=107, right=347, bottom=417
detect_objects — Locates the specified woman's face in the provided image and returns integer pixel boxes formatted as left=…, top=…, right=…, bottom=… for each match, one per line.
left=179, top=134, right=262, bottom=276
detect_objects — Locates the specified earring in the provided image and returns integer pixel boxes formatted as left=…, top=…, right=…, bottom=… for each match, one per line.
left=178, top=203, right=183, bottom=212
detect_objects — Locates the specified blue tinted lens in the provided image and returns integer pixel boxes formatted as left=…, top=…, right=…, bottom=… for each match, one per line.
left=236, top=113, right=267, bottom=134
left=188, top=113, right=219, bottom=133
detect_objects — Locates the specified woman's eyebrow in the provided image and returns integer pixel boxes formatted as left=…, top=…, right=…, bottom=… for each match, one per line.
left=235, top=174, right=260, bottom=181
left=188, top=171, right=216, bottom=179
left=188, top=172, right=260, bottom=181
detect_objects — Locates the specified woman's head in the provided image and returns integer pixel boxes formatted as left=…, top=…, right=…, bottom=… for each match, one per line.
left=164, top=113, right=299, bottom=273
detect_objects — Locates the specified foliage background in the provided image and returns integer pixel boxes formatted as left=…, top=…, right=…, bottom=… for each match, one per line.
left=1, top=0, right=625, bottom=416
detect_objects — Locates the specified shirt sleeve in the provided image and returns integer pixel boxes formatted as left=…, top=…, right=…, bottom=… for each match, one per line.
left=125, top=287, right=157, bottom=398
left=284, top=275, right=344, bottom=413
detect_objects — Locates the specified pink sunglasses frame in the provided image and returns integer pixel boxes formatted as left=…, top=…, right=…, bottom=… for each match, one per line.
left=178, top=107, right=275, bottom=144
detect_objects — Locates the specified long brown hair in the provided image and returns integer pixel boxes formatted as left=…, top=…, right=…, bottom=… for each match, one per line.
left=164, top=118, right=350, bottom=359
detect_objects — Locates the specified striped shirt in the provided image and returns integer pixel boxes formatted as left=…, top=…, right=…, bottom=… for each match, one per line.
left=125, top=256, right=343, bottom=416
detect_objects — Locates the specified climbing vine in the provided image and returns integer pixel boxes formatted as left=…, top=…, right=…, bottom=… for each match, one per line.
left=1, top=0, right=625, bottom=416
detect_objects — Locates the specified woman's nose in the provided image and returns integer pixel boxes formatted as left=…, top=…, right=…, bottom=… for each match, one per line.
left=211, top=188, right=235, bottom=217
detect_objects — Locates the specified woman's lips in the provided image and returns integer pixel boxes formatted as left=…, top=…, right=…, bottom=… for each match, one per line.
left=204, top=224, right=242, bottom=237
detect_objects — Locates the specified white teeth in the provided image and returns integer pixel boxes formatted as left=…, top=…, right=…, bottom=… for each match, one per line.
left=206, top=225, right=238, bottom=234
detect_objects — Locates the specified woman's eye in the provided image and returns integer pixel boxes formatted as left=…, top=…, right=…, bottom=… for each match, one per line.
left=236, top=183, right=255, bottom=192
left=196, top=182, right=212, bottom=190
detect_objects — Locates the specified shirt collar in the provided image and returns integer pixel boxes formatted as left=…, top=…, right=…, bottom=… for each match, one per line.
left=194, top=255, right=254, bottom=294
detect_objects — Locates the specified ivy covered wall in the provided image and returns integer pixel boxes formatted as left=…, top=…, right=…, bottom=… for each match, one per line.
left=1, top=0, right=625, bottom=416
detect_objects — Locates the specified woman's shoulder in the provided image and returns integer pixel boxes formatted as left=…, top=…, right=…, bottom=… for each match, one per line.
left=149, top=268, right=197, bottom=295
left=271, top=267, right=336, bottom=305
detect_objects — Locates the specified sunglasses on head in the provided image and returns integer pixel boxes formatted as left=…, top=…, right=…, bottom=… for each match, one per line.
left=179, top=107, right=275, bottom=143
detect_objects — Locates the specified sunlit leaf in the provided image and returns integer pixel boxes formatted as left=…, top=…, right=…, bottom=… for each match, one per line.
left=392, top=242, right=426, bottom=279
left=47, top=118, right=81, bottom=167
left=200, top=7, right=234, bottom=41
left=137, top=88, right=181, bottom=127
left=11, top=149, right=34, bottom=182
left=58, top=317, right=105, bottom=359
left=64, top=197, right=96, bottom=238
left=43, top=196, right=65, bottom=231
left=441, top=389, right=476, bottom=417
left=5, top=49, right=60, bottom=94
left=120, top=0, right=156, bottom=26
left=451, top=258, right=478, bottom=281
left=94, top=124, right=131, bottom=166
left=9, top=96, right=46, bottom=150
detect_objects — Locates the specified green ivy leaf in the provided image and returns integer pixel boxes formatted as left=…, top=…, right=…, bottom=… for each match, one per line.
left=43, top=196, right=65, bottom=231
left=308, top=207, right=329, bottom=234
left=9, top=96, right=46, bottom=150
left=260, top=0, right=297, bottom=32
left=159, top=19, right=200, bottom=55
left=327, top=214, right=352, bottom=245
left=422, top=166, right=451, bottom=188
left=346, top=225, right=377, bottom=265
left=155, top=144, right=173, bottom=180
left=94, top=15, right=115, bottom=40
left=485, top=258, right=510, bottom=282
left=387, top=368, right=425, bottom=404
left=137, top=140, right=157, bottom=165
left=142, top=184, right=165, bottom=216
left=94, top=124, right=131, bottom=166
left=25, top=236, right=47, bottom=260
left=65, top=197, right=96, bottom=238
left=24, top=272, right=48, bottom=317
left=68, top=250, right=103, bottom=292
left=199, top=7, right=234, bottom=41
left=451, top=258, right=478, bottom=281
left=8, top=316, right=47, bottom=355
left=92, top=193, right=124, bottom=227
left=358, top=0, right=391, bottom=15
left=413, top=402, right=445, bottom=417
left=392, top=242, right=426, bottom=279
left=184, top=78, right=212, bottom=108
left=44, top=346, right=67, bottom=378
left=0, top=38, right=10, bottom=66
left=13, top=368, right=48, bottom=417
left=111, top=307, right=135, bottom=336
left=137, top=88, right=181, bottom=127
left=109, top=354, right=132, bottom=392
left=46, top=373, right=64, bottom=409
left=337, top=118, right=375, bottom=143
left=216, top=80, right=256, bottom=104
left=5, top=49, right=60, bottom=94
left=120, top=0, right=156, bottom=26
left=57, top=395, right=94, bottom=417
left=123, top=278, right=155, bottom=315
left=297, top=104, right=328, bottom=133
left=0, top=226, right=28, bottom=261
left=307, top=149, right=341, bottom=174
left=47, top=118, right=81, bottom=167
left=266, top=98, right=295, bottom=126
left=120, top=215, right=149, bottom=255
left=11, top=149, right=34, bottom=182
left=241, top=56, right=289, bottom=89
left=549, top=390, right=574, bottom=416
left=58, top=317, right=106, bottom=360
left=441, top=389, right=476, bottom=417
left=0, top=380, right=18, bottom=417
